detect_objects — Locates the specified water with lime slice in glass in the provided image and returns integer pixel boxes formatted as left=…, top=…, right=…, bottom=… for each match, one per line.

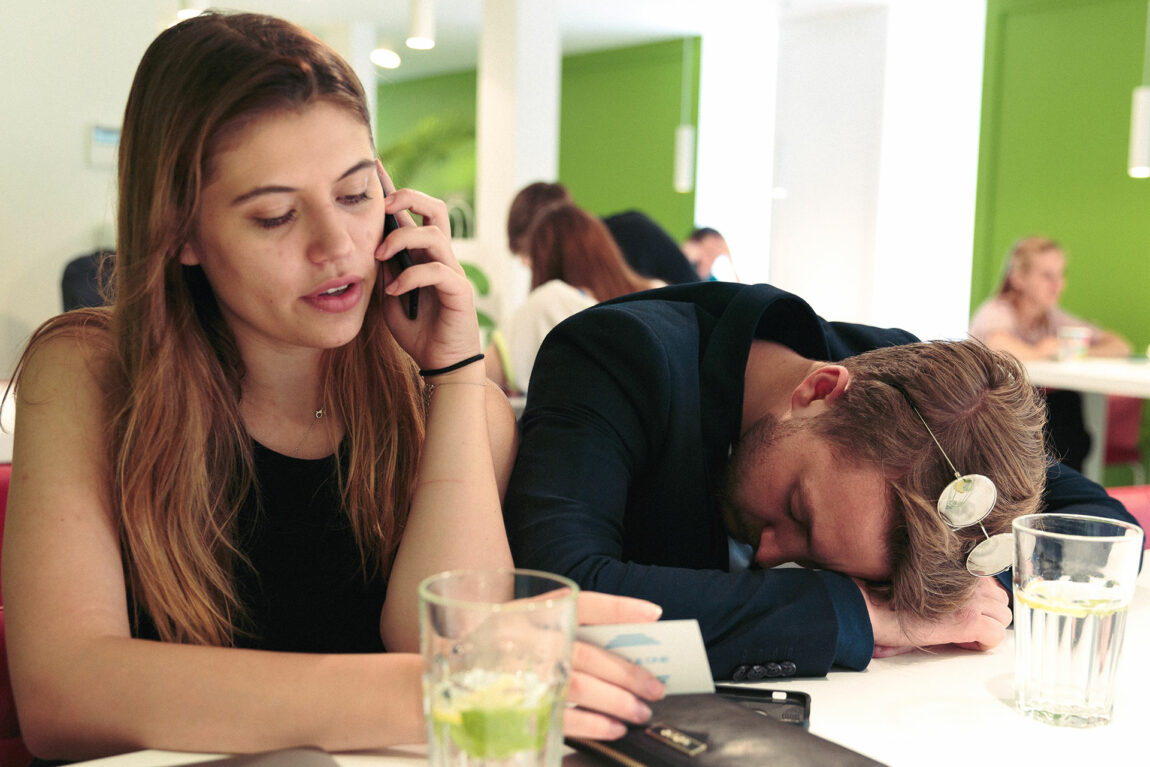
left=426, top=668, right=565, bottom=766
left=1014, top=577, right=1130, bottom=727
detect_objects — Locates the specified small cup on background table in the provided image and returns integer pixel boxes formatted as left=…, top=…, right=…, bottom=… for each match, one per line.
left=1056, top=326, right=1090, bottom=360
left=419, top=569, right=578, bottom=766
left=1013, top=513, right=1144, bottom=727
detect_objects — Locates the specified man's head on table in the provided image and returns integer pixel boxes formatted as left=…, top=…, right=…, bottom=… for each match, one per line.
left=722, top=339, right=1047, bottom=621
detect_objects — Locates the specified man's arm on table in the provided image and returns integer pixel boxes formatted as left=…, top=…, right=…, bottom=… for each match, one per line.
left=503, top=306, right=874, bottom=678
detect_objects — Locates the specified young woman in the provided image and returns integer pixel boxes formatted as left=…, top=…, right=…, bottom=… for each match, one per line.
left=969, top=236, right=1132, bottom=470
left=4, top=12, right=661, bottom=762
left=969, top=236, right=1130, bottom=361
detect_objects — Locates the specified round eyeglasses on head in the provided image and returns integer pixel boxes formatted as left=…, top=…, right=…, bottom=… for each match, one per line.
left=888, top=383, right=1013, bottom=577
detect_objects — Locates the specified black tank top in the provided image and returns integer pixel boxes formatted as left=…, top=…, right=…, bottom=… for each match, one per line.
left=132, top=442, right=389, bottom=653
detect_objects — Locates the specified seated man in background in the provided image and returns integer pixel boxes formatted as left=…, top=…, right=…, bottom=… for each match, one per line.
left=503, top=281, right=1137, bottom=679
left=599, top=210, right=700, bottom=286
left=681, top=227, right=737, bottom=282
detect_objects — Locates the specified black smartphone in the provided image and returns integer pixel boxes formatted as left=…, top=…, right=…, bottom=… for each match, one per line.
left=381, top=190, right=418, bottom=320
left=714, top=684, right=812, bottom=728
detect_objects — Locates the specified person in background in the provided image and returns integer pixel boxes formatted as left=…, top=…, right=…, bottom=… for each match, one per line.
left=601, top=209, right=700, bottom=285
left=505, top=181, right=573, bottom=257
left=681, top=227, right=738, bottom=282
left=61, top=248, right=115, bottom=311
left=969, top=236, right=1131, bottom=470
left=505, top=182, right=703, bottom=287
left=504, top=280, right=1137, bottom=680
left=486, top=202, right=656, bottom=394
left=4, top=12, right=662, bottom=762
left=969, top=236, right=1130, bottom=360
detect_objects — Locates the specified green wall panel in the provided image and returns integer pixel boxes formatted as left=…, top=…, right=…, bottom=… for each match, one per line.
left=558, top=38, right=700, bottom=241
left=975, top=0, right=1150, bottom=353
left=376, top=70, right=478, bottom=237
left=376, top=37, right=699, bottom=246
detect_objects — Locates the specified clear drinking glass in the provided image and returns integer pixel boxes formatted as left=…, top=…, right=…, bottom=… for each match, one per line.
left=1013, top=513, right=1144, bottom=727
left=419, top=569, right=579, bottom=766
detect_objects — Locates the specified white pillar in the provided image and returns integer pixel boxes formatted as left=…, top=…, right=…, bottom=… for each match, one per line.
left=766, top=1, right=985, bottom=338
left=474, top=0, right=561, bottom=324
left=694, top=11, right=778, bottom=287
left=768, top=5, right=888, bottom=324
left=321, top=22, right=379, bottom=139
left=870, top=0, right=985, bottom=340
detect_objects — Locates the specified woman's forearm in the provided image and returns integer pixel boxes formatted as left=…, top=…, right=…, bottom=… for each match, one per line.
left=15, top=635, right=424, bottom=761
left=381, top=372, right=515, bottom=652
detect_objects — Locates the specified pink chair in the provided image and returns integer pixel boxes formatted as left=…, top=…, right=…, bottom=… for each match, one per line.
left=0, top=463, right=33, bottom=767
left=1105, top=396, right=1145, bottom=484
left=1105, top=484, right=1150, bottom=550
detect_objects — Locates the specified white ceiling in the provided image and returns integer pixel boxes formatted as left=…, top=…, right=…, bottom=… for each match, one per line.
left=206, top=0, right=876, bottom=81
left=220, top=0, right=742, bottom=80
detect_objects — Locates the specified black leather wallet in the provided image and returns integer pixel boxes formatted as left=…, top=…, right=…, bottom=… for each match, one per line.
left=567, top=693, right=887, bottom=767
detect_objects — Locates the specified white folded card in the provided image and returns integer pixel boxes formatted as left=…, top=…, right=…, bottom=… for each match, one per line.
left=576, top=618, right=715, bottom=695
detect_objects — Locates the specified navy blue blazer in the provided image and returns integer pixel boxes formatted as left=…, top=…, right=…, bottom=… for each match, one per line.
left=503, top=282, right=1136, bottom=679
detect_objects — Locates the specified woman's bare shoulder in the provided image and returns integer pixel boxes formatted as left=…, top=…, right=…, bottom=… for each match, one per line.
left=15, top=309, right=116, bottom=401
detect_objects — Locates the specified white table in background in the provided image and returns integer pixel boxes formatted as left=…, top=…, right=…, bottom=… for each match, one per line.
left=1024, top=357, right=1150, bottom=481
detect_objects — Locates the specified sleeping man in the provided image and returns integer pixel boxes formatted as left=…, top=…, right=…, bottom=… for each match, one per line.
left=503, top=282, right=1136, bottom=679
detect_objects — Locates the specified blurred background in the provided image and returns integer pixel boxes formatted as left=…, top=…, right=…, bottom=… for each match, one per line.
left=1, top=0, right=1148, bottom=389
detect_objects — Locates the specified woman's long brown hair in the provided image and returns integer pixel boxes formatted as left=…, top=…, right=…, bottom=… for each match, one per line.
left=525, top=202, right=652, bottom=301
left=12, top=12, right=424, bottom=646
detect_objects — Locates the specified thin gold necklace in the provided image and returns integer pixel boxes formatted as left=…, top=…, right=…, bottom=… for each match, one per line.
left=292, top=407, right=326, bottom=458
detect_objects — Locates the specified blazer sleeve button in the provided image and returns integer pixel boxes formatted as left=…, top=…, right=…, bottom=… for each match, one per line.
left=746, top=664, right=768, bottom=681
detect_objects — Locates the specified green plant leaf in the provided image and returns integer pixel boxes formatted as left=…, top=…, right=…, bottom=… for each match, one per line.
left=462, top=262, right=490, bottom=296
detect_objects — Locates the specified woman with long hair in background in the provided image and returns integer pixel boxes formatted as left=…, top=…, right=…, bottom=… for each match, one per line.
left=488, top=202, right=657, bottom=393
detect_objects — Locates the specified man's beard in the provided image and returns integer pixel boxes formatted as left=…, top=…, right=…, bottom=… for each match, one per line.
left=720, top=412, right=805, bottom=546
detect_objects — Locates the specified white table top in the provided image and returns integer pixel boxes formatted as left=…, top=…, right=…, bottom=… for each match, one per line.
left=737, top=564, right=1150, bottom=766
left=1024, top=356, right=1150, bottom=399
left=72, top=567, right=1150, bottom=767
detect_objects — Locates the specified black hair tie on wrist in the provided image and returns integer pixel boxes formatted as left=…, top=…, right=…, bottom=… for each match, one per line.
left=419, top=353, right=485, bottom=377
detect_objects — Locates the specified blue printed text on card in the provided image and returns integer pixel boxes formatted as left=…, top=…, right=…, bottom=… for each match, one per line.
left=576, top=619, right=714, bottom=695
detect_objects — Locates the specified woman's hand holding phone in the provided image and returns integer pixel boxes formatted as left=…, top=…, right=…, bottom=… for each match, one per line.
left=374, top=161, right=481, bottom=371
left=383, top=205, right=418, bottom=320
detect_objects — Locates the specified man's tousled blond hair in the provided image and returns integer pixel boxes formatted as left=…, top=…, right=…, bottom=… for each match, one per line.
left=814, top=339, right=1047, bottom=624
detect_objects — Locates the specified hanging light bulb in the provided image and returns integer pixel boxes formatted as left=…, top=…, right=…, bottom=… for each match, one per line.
left=176, top=0, right=207, bottom=22
left=673, top=38, right=696, bottom=194
left=1130, top=87, right=1150, bottom=178
left=371, top=47, right=402, bottom=70
left=407, top=0, right=435, bottom=50
left=1129, top=0, right=1150, bottom=178
left=170, top=0, right=205, bottom=26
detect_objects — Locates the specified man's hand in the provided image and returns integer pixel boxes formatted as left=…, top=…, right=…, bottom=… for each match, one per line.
left=855, top=577, right=1012, bottom=658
